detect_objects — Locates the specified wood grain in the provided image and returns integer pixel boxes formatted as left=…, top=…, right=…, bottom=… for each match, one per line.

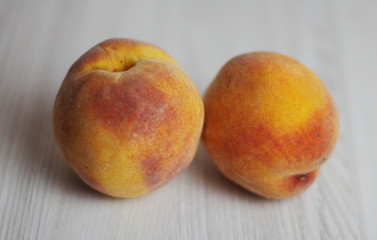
left=1, top=0, right=375, bottom=239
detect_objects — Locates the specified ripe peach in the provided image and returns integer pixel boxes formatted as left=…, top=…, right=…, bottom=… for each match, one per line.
left=53, top=38, right=204, bottom=198
left=202, top=52, right=339, bottom=199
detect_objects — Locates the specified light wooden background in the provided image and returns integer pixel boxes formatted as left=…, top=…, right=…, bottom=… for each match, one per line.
left=1, top=0, right=376, bottom=239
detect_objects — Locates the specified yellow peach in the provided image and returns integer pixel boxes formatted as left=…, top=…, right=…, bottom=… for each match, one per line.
left=53, top=38, right=204, bottom=198
left=202, top=52, right=339, bottom=199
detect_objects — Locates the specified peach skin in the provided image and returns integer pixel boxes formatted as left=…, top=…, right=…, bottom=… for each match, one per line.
left=202, top=52, right=339, bottom=199
left=53, top=38, right=204, bottom=198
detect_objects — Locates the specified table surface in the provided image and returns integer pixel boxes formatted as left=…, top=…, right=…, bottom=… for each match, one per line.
left=1, top=0, right=376, bottom=239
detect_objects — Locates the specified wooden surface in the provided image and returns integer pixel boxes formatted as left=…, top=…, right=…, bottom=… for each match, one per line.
left=0, top=0, right=376, bottom=239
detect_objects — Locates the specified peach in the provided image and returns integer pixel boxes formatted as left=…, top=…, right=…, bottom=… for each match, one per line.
left=53, top=38, right=204, bottom=198
left=202, top=52, right=339, bottom=199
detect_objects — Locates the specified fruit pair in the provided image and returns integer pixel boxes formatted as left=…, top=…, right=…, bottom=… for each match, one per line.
left=53, top=38, right=339, bottom=199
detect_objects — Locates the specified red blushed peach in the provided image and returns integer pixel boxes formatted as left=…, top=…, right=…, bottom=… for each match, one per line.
left=53, top=38, right=204, bottom=198
left=202, top=52, right=339, bottom=199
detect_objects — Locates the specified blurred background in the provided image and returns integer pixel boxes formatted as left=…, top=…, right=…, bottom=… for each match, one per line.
left=0, top=0, right=376, bottom=239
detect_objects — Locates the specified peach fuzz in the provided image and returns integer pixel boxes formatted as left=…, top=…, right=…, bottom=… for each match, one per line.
left=202, top=52, right=339, bottom=199
left=53, top=38, right=204, bottom=198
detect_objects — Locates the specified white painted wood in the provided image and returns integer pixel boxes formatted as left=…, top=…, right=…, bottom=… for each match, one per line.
left=0, top=0, right=375, bottom=239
